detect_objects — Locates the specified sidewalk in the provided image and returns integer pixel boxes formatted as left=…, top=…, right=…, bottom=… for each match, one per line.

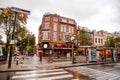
left=0, top=55, right=106, bottom=72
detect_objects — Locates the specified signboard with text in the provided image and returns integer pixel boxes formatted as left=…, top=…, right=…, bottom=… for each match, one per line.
left=11, top=7, right=30, bottom=15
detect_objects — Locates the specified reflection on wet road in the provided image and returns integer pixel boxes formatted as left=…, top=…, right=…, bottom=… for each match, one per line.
left=0, top=72, right=15, bottom=80
left=66, top=63, right=120, bottom=80
left=12, top=69, right=75, bottom=80
left=87, top=63, right=120, bottom=75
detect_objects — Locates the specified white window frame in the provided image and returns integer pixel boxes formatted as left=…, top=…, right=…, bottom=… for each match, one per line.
left=53, top=17, right=58, bottom=22
left=42, top=31, right=49, bottom=40
left=45, top=17, right=50, bottom=21
left=60, top=25, right=64, bottom=32
left=53, top=23, right=57, bottom=31
left=72, top=27, right=74, bottom=33
left=44, top=23, right=50, bottom=29
left=69, top=26, right=71, bottom=33
left=64, top=25, right=66, bottom=32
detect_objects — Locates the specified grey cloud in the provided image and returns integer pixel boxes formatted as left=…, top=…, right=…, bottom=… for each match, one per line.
left=1, top=0, right=120, bottom=33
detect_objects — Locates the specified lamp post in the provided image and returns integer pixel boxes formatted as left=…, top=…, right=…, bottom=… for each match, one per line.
left=70, top=36, right=76, bottom=64
left=43, top=43, right=47, bottom=57
left=49, top=50, right=52, bottom=62
left=40, top=43, right=47, bottom=62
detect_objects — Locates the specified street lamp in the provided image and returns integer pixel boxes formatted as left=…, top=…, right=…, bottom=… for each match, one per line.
left=43, top=43, right=48, bottom=57
left=43, top=44, right=48, bottom=48
left=70, top=36, right=76, bottom=64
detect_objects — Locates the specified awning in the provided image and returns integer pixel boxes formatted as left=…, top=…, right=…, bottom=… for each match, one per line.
left=38, top=50, right=43, bottom=53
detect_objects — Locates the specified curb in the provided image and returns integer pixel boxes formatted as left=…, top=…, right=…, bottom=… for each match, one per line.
left=0, top=68, right=38, bottom=73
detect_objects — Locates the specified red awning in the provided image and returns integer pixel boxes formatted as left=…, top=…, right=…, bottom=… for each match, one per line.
left=38, top=50, right=43, bottom=52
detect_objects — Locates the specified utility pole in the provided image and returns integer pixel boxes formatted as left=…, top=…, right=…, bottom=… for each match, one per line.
left=8, top=12, right=17, bottom=68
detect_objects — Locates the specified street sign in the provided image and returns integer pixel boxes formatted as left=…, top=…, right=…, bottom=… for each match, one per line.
left=11, top=7, right=30, bottom=15
left=10, top=40, right=14, bottom=44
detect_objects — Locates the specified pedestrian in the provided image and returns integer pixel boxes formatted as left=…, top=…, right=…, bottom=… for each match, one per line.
left=40, top=53, right=42, bottom=62
left=16, top=54, right=19, bottom=65
left=14, top=51, right=17, bottom=60
left=101, top=54, right=105, bottom=62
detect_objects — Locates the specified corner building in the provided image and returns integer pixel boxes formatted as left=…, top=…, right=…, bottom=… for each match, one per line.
left=38, top=13, right=77, bottom=57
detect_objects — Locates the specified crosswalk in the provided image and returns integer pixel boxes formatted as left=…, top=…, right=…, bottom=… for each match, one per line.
left=12, top=69, right=74, bottom=80
left=66, top=67, right=120, bottom=80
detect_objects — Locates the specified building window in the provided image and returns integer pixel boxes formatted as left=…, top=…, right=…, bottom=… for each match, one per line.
left=53, top=32, right=57, bottom=41
left=68, top=20, right=74, bottom=24
left=60, top=25, right=64, bottom=32
left=53, top=23, right=57, bottom=31
left=44, top=23, right=49, bottom=29
left=45, top=17, right=50, bottom=21
left=95, top=38, right=97, bottom=43
left=69, top=26, right=71, bottom=33
left=98, top=38, right=100, bottom=43
left=64, top=25, right=66, bottom=32
left=53, top=17, right=58, bottom=22
left=42, top=31, right=49, bottom=40
left=59, top=18, right=67, bottom=23
left=101, top=39, right=103, bottom=44
left=72, top=27, right=74, bottom=34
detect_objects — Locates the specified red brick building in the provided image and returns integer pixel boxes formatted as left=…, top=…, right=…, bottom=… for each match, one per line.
left=38, top=13, right=77, bottom=57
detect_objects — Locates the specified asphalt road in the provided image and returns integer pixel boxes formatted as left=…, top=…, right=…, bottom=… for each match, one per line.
left=0, top=72, right=15, bottom=80
left=87, top=63, right=120, bottom=75
left=66, top=63, right=120, bottom=80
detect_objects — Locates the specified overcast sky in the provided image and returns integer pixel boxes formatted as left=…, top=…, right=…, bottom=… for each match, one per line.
left=0, top=0, right=120, bottom=43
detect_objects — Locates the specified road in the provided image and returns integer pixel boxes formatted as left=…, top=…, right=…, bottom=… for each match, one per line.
left=66, top=63, right=120, bottom=80
left=0, top=72, right=15, bottom=80
left=1, top=63, right=120, bottom=80
left=1, top=54, right=120, bottom=80
left=0, top=69, right=90, bottom=80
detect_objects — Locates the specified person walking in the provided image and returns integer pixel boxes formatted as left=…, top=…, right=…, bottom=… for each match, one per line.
left=16, top=54, right=19, bottom=65
left=39, top=52, right=42, bottom=63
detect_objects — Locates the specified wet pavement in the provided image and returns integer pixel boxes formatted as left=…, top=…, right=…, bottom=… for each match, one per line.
left=0, top=72, right=15, bottom=80
left=87, top=63, right=120, bottom=75
left=1, top=55, right=120, bottom=80
left=0, top=55, right=91, bottom=80
left=66, top=63, right=120, bottom=80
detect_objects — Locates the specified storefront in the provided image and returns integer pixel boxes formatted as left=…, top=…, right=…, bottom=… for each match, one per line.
left=52, top=44, right=72, bottom=58
left=78, top=46, right=97, bottom=63
left=96, top=48, right=105, bottom=62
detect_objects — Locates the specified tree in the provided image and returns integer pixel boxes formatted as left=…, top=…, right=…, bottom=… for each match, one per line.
left=27, top=33, right=36, bottom=53
left=78, top=29, right=92, bottom=46
left=105, top=37, right=115, bottom=48
left=16, top=31, right=36, bottom=54
left=115, top=37, right=120, bottom=48
left=0, top=7, right=28, bottom=54
left=105, top=37, right=120, bottom=48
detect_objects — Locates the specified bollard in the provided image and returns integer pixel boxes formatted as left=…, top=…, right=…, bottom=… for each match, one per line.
left=16, top=58, right=19, bottom=65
